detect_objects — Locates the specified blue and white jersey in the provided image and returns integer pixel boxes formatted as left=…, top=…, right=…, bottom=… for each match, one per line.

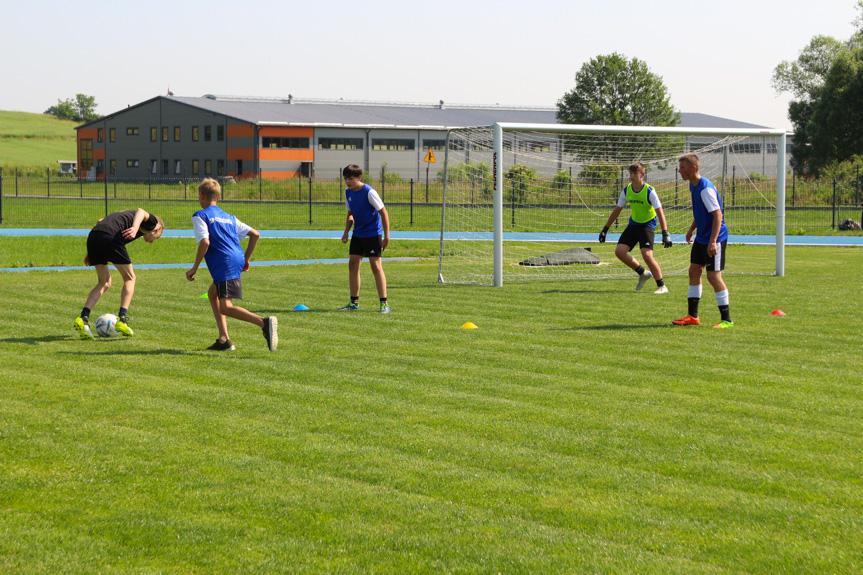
left=192, top=205, right=252, bottom=283
left=345, top=184, right=384, bottom=238
left=690, top=176, right=728, bottom=244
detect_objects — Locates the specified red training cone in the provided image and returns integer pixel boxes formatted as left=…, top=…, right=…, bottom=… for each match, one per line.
left=770, top=309, right=787, bottom=316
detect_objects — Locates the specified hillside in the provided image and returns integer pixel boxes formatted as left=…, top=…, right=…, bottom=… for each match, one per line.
left=0, top=110, right=79, bottom=173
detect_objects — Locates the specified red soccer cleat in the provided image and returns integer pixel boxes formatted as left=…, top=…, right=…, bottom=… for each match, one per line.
left=672, top=315, right=701, bottom=326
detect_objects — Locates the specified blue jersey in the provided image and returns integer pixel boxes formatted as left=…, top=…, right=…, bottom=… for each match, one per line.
left=690, top=176, right=728, bottom=244
left=192, top=205, right=248, bottom=284
left=345, top=184, right=384, bottom=238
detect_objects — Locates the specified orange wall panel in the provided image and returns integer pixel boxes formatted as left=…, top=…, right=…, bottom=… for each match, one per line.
left=78, top=128, right=98, bottom=140
left=259, top=126, right=314, bottom=138
left=93, top=149, right=106, bottom=160
left=227, top=125, right=255, bottom=138
left=262, top=171, right=300, bottom=180
left=259, top=148, right=314, bottom=162
left=227, top=148, right=256, bottom=161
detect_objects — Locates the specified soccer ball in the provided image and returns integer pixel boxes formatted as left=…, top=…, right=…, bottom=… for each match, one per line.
left=95, top=314, right=119, bottom=337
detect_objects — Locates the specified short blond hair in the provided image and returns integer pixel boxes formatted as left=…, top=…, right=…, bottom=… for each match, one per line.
left=679, top=153, right=700, bottom=170
left=198, top=178, right=221, bottom=202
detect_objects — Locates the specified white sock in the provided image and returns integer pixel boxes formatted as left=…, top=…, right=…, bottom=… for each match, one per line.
left=716, top=289, right=729, bottom=307
left=688, top=285, right=703, bottom=299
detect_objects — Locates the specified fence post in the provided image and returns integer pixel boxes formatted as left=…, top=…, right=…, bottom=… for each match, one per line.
left=15, top=167, right=18, bottom=197
left=116, top=178, right=118, bottom=199
left=832, top=179, right=837, bottom=230
left=568, top=166, right=572, bottom=205
left=308, top=177, right=313, bottom=225
left=0, top=168, right=3, bottom=224
left=259, top=172, right=262, bottom=201
left=47, top=167, right=50, bottom=198
left=410, top=178, right=414, bottom=225
left=511, top=178, right=516, bottom=226
left=731, top=165, right=736, bottom=207
left=104, top=172, right=109, bottom=219
left=380, top=165, right=386, bottom=202
left=791, top=168, right=795, bottom=207
left=80, top=174, right=83, bottom=198
left=184, top=169, right=188, bottom=200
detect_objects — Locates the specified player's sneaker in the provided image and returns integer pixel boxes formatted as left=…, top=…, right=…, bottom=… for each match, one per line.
left=115, top=319, right=134, bottom=337
left=654, top=285, right=669, bottom=294
left=672, top=315, right=701, bottom=326
left=206, top=338, right=235, bottom=351
left=338, top=303, right=360, bottom=311
left=713, top=320, right=735, bottom=329
left=262, top=316, right=278, bottom=351
left=74, top=316, right=95, bottom=340
left=379, top=302, right=391, bottom=314
left=636, top=271, right=653, bottom=291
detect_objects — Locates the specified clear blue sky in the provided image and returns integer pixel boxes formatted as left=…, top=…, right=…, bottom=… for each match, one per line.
left=1, top=0, right=859, bottom=131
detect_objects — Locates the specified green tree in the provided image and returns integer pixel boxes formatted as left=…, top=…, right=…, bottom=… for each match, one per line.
left=556, top=53, right=680, bottom=127
left=44, top=93, right=99, bottom=122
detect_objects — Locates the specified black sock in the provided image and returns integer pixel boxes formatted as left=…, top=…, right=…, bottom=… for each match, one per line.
left=656, top=278, right=664, bottom=287
left=81, top=307, right=91, bottom=322
left=351, top=296, right=359, bottom=305
left=380, top=297, right=387, bottom=304
left=719, top=305, right=731, bottom=323
left=635, top=265, right=645, bottom=275
left=688, top=298, right=700, bottom=318
left=119, top=307, right=128, bottom=323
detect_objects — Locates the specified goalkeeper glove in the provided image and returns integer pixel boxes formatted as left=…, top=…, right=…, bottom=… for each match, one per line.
left=599, top=226, right=609, bottom=243
left=662, top=230, right=672, bottom=248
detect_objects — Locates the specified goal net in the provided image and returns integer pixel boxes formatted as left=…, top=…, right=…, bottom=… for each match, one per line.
left=438, top=123, right=786, bottom=286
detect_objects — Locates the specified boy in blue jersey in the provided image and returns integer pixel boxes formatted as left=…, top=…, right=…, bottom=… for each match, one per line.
left=185, top=178, right=278, bottom=350
left=338, top=164, right=391, bottom=313
left=672, top=153, right=733, bottom=328
left=73, top=208, right=164, bottom=339
left=599, top=161, right=672, bottom=294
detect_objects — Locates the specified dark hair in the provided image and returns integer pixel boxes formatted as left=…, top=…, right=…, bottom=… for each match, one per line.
left=628, top=161, right=646, bottom=174
left=342, top=164, right=363, bottom=179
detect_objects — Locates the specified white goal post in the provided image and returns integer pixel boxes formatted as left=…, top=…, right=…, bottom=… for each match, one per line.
left=438, top=122, right=787, bottom=286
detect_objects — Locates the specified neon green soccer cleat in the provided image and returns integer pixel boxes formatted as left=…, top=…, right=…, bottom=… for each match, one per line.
left=74, top=316, right=95, bottom=340
left=338, top=303, right=360, bottom=311
left=115, top=320, right=134, bottom=337
left=379, top=302, right=391, bottom=314
left=713, top=320, right=735, bottom=329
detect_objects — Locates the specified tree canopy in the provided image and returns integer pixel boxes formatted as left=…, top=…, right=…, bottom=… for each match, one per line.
left=556, top=53, right=680, bottom=127
left=44, top=94, right=99, bottom=122
left=773, top=1, right=863, bottom=174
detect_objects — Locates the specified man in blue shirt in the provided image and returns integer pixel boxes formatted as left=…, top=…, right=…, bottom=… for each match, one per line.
left=339, top=164, right=391, bottom=313
left=672, top=153, right=733, bottom=328
left=186, top=178, right=278, bottom=350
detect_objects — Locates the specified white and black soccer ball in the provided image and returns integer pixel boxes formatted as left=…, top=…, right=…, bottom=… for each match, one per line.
left=95, top=314, right=119, bottom=337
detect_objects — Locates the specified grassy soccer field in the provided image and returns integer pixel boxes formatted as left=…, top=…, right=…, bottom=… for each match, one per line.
left=1, top=241, right=862, bottom=573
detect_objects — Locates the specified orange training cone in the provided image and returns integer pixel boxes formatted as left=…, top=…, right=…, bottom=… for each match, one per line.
left=770, top=309, right=787, bottom=316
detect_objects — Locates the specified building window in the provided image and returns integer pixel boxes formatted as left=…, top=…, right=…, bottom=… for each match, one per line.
left=96, top=159, right=105, bottom=175
left=317, top=138, right=364, bottom=150
left=126, top=127, right=139, bottom=136
left=217, top=159, right=225, bottom=176
left=204, top=126, right=212, bottom=141
left=174, top=127, right=181, bottom=142
left=263, top=137, right=311, bottom=149
left=372, top=138, right=415, bottom=151
left=97, top=128, right=104, bottom=142
left=109, top=128, right=116, bottom=143
left=192, top=126, right=199, bottom=141
left=150, top=160, right=158, bottom=174
left=423, top=139, right=447, bottom=151
left=236, top=160, right=243, bottom=175
left=205, top=159, right=212, bottom=174
left=80, top=139, right=93, bottom=171
left=109, top=159, right=116, bottom=174
left=162, top=127, right=169, bottom=142
left=150, top=127, right=157, bottom=142
left=174, top=160, right=181, bottom=174
left=731, top=143, right=761, bottom=154
left=126, top=159, right=139, bottom=168
left=162, top=160, right=169, bottom=175
left=217, top=126, right=224, bottom=141
left=192, top=160, right=200, bottom=175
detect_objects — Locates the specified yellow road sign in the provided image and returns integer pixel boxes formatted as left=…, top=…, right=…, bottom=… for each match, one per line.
left=423, top=149, right=436, bottom=163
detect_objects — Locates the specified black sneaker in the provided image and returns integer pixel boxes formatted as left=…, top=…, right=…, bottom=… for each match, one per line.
left=206, top=338, right=235, bottom=351
left=262, top=316, right=278, bottom=351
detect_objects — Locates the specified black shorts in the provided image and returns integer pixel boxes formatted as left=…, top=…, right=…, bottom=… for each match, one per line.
left=349, top=235, right=384, bottom=257
left=87, top=231, right=131, bottom=266
left=690, top=240, right=727, bottom=271
left=617, top=225, right=655, bottom=250
left=215, top=278, right=243, bottom=300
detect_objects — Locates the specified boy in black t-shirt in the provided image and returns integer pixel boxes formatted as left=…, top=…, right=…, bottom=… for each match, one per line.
left=74, top=208, right=164, bottom=339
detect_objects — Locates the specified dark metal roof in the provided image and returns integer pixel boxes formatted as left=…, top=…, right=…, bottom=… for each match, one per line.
left=79, top=95, right=773, bottom=130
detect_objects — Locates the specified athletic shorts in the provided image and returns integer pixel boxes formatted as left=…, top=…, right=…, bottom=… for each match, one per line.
left=617, top=225, right=655, bottom=250
left=349, top=235, right=384, bottom=257
left=87, top=231, right=131, bottom=266
left=215, top=278, right=243, bottom=300
left=690, top=240, right=727, bottom=271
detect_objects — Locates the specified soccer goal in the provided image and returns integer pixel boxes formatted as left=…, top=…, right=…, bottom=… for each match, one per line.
left=438, top=122, right=787, bottom=286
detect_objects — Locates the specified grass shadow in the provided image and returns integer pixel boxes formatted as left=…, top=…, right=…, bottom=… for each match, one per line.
left=0, top=335, right=71, bottom=345
left=550, top=323, right=673, bottom=331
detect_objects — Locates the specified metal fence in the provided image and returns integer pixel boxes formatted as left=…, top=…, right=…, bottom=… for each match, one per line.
left=0, top=170, right=861, bottom=233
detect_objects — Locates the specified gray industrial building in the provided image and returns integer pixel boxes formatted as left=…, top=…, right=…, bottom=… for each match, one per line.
left=76, top=94, right=778, bottom=182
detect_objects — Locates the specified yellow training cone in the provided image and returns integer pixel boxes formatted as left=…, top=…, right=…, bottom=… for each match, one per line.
left=461, top=322, right=478, bottom=329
